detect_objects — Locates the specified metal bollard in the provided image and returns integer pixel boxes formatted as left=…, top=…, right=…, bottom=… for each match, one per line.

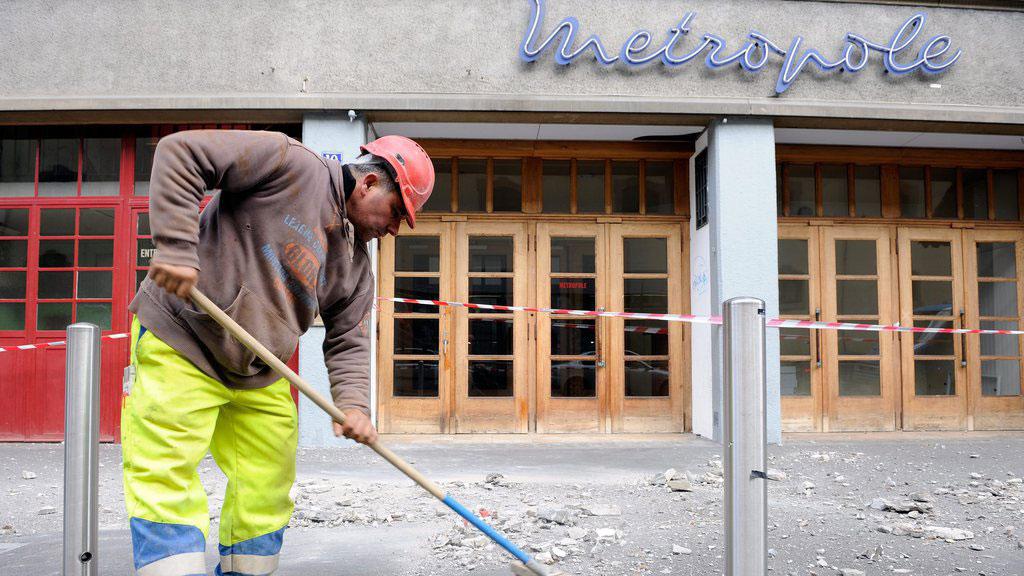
left=64, top=323, right=100, bottom=576
left=722, top=298, right=767, bottom=576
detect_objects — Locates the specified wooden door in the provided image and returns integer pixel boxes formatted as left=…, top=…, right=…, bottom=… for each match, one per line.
left=820, top=226, right=897, bottom=431
left=964, top=230, right=1024, bottom=430
left=536, top=223, right=608, bottom=432
left=378, top=221, right=454, bottom=433
left=777, top=225, right=823, bottom=431
left=453, top=222, right=529, bottom=432
left=608, top=223, right=684, bottom=432
left=898, top=227, right=967, bottom=430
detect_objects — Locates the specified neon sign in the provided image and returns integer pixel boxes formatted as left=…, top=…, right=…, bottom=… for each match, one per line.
left=519, top=0, right=961, bottom=93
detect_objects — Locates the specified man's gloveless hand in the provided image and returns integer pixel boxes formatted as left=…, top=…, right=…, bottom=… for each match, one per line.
left=148, top=262, right=199, bottom=300
left=334, top=409, right=379, bottom=445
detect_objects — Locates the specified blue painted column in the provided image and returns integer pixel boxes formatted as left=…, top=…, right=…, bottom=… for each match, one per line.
left=298, top=112, right=373, bottom=447
left=695, top=118, right=781, bottom=444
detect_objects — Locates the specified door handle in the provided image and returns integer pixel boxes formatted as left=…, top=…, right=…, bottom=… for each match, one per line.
left=814, top=308, right=822, bottom=368
left=959, top=309, right=967, bottom=368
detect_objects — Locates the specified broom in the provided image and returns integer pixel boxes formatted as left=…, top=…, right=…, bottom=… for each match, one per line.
left=189, top=287, right=570, bottom=576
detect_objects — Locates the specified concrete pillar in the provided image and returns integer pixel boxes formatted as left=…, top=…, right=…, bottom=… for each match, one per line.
left=298, top=112, right=374, bottom=447
left=691, top=118, right=781, bottom=445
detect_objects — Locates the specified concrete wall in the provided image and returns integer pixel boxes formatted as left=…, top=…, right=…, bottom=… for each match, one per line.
left=1, top=1, right=1022, bottom=125
left=689, top=131, right=714, bottom=439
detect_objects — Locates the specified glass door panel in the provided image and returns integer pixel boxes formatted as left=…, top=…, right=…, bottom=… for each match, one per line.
left=536, top=223, right=607, bottom=432
left=898, top=228, right=967, bottom=430
left=965, top=231, right=1024, bottom=430
left=454, top=222, right=528, bottom=433
left=777, top=225, right=822, bottom=431
left=609, top=224, right=684, bottom=433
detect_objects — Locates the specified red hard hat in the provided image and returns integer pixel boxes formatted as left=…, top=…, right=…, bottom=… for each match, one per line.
left=360, top=135, right=434, bottom=229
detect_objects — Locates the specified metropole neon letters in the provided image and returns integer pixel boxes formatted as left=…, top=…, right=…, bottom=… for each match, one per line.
left=518, top=0, right=961, bottom=94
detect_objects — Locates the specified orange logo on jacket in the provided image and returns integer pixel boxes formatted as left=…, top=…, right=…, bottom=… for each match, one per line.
left=283, top=242, right=320, bottom=291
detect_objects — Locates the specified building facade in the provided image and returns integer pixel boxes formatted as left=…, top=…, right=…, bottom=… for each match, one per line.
left=1, top=0, right=1022, bottom=444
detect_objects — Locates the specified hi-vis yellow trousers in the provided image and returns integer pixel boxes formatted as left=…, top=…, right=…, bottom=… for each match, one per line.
left=122, top=318, right=297, bottom=576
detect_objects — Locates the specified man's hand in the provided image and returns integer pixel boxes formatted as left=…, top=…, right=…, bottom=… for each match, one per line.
left=333, top=408, right=378, bottom=445
left=148, top=262, right=199, bottom=299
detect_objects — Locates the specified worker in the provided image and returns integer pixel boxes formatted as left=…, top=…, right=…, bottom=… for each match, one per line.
left=122, top=129, right=434, bottom=575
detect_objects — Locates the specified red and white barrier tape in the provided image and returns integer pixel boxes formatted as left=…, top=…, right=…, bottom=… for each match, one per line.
left=0, top=332, right=129, bottom=353
left=379, top=297, right=1024, bottom=337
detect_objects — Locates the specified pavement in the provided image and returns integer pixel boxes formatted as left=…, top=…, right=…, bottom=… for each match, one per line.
left=2, top=432, right=1023, bottom=575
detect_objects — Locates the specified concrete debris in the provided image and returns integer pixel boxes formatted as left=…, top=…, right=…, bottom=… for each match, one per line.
left=968, top=543, right=985, bottom=551
left=671, top=544, right=692, bottom=555
left=839, top=568, right=865, bottom=576
left=484, top=473, right=511, bottom=487
left=580, top=504, right=621, bottom=517
left=667, top=478, right=693, bottom=492
left=649, top=468, right=677, bottom=485
left=766, top=468, right=787, bottom=482
left=537, top=507, right=576, bottom=526
left=20, top=470, right=36, bottom=480
left=37, top=506, right=56, bottom=515
left=867, top=497, right=933, bottom=514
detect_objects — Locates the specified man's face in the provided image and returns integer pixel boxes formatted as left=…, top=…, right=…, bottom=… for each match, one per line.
left=346, top=172, right=407, bottom=242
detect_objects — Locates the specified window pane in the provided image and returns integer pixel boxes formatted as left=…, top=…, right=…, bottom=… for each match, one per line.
left=777, top=164, right=784, bottom=216
left=625, top=361, right=669, bottom=397
left=470, top=318, right=514, bottom=355
left=911, top=241, right=951, bottom=276
left=780, top=361, right=811, bottom=396
left=779, top=328, right=810, bottom=356
left=550, top=238, right=594, bottom=273
left=37, top=302, right=73, bottom=330
left=835, top=240, right=876, bottom=275
left=134, top=136, right=158, bottom=196
left=624, top=238, right=666, bottom=273
left=611, top=161, right=639, bottom=213
left=393, top=360, right=438, bottom=397
left=39, top=239, right=73, bottom=267
left=469, top=361, right=514, bottom=397
left=77, top=302, right=111, bottom=330
left=457, top=159, right=486, bottom=212
left=136, top=237, right=155, bottom=267
left=977, top=243, right=1016, bottom=279
left=542, top=160, right=571, bottom=213
left=135, top=270, right=147, bottom=293
left=993, top=169, right=1019, bottom=221
left=624, top=320, right=668, bottom=356
left=79, top=240, right=113, bottom=267
left=81, top=138, right=120, bottom=196
left=779, top=279, right=809, bottom=315
left=40, top=209, right=75, bottom=236
left=930, top=167, right=957, bottom=218
left=788, top=164, right=814, bottom=216
left=577, top=160, right=605, bottom=213
left=912, top=281, right=953, bottom=315
left=624, top=278, right=667, bottom=313
left=778, top=240, right=808, bottom=275
left=469, top=277, right=511, bottom=309
left=492, top=160, right=522, bottom=212
left=899, top=167, right=925, bottom=218
left=551, top=361, right=595, bottom=397
left=77, top=271, right=112, bottom=299
left=854, top=166, right=881, bottom=217
left=469, top=236, right=512, bottom=272
left=80, top=208, right=115, bottom=236
left=915, top=360, right=955, bottom=395
left=422, top=158, right=451, bottom=212
left=979, top=281, right=1017, bottom=317
left=550, top=278, right=595, bottom=311
left=137, top=213, right=151, bottom=236
left=395, top=237, right=439, bottom=272
left=38, top=271, right=73, bottom=299
left=839, top=361, right=881, bottom=396
left=551, top=320, right=595, bottom=356
left=962, top=169, right=988, bottom=220
left=0, top=139, right=35, bottom=197
left=821, top=164, right=848, bottom=217
left=645, top=161, right=674, bottom=214
left=837, top=280, right=878, bottom=315
left=913, top=320, right=953, bottom=356
left=0, top=271, right=26, bottom=298
left=0, top=303, right=25, bottom=330
left=838, top=327, right=879, bottom=355
left=0, top=241, right=27, bottom=267
left=394, top=277, right=439, bottom=312
left=394, top=318, right=439, bottom=355
left=980, top=321, right=1018, bottom=356
left=38, top=138, right=78, bottom=197
left=981, top=360, right=1020, bottom=396
left=0, top=209, right=30, bottom=236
